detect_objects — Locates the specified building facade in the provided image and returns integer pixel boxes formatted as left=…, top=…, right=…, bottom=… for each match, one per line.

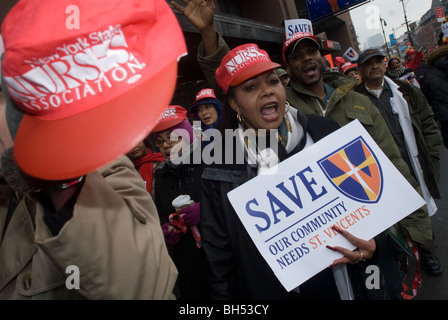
left=418, top=0, right=448, bottom=49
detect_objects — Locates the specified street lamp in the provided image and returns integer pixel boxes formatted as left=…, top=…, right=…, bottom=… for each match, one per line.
left=380, top=17, right=391, bottom=59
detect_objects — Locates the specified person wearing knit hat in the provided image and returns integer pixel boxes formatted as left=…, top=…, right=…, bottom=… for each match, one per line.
left=339, top=61, right=362, bottom=84
left=151, top=105, right=210, bottom=300
left=190, top=88, right=223, bottom=147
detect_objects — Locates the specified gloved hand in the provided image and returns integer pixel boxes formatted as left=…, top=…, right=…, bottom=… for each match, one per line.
left=180, top=202, right=200, bottom=226
left=161, top=222, right=181, bottom=246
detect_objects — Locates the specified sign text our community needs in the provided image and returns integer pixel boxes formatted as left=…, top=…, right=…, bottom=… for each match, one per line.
left=227, top=120, right=425, bottom=292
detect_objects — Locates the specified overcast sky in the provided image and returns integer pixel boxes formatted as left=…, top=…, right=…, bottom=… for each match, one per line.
left=349, top=0, right=434, bottom=49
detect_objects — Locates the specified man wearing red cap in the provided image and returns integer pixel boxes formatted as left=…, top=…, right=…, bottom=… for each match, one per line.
left=0, top=0, right=186, bottom=299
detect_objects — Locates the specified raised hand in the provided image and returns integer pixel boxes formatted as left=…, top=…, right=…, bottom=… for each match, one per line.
left=171, top=0, right=215, bottom=32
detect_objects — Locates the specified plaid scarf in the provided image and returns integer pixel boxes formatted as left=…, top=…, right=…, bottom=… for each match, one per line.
left=387, top=65, right=406, bottom=79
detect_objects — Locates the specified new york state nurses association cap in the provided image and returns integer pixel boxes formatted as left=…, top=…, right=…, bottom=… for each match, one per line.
left=1, top=0, right=187, bottom=180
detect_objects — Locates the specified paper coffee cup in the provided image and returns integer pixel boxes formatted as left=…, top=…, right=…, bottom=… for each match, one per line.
left=172, top=195, right=194, bottom=209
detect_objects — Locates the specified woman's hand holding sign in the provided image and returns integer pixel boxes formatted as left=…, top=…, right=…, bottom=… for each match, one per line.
left=326, top=225, right=376, bottom=267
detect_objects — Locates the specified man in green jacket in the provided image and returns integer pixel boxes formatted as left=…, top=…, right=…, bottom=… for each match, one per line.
left=354, top=48, right=443, bottom=275
left=172, top=0, right=436, bottom=288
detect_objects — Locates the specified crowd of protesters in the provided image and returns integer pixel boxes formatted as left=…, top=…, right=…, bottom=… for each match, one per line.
left=1, top=0, right=447, bottom=301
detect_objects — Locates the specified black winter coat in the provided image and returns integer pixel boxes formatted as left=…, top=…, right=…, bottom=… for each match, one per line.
left=200, top=112, right=392, bottom=300
left=154, top=149, right=210, bottom=300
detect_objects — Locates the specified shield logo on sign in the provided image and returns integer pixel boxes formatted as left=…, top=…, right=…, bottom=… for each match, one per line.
left=317, top=136, right=383, bottom=203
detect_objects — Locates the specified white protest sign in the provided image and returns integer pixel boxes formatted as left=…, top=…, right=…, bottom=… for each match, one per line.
left=227, top=120, right=425, bottom=292
left=343, top=47, right=359, bottom=62
left=285, top=19, right=313, bottom=39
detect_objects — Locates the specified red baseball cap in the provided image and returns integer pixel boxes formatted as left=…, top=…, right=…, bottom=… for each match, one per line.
left=1, top=0, right=187, bottom=180
left=406, top=48, right=416, bottom=56
left=152, top=105, right=188, bottom=133
left=335, top=56, right=346, bottom=68
left=282, top=32, right=320, bottom=62
left=215, top=44, right=280, bottom=94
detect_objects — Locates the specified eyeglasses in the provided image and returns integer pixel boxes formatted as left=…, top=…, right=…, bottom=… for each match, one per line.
left=155, top=133, right=182, bottom=147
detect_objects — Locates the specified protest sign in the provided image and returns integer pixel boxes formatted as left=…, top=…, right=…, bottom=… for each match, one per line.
left=284, top=19, right=313, bottom=40
left=343, top=47, right=359, bottom=62
left=399, top=72, right=420, bottom=88
left=227, top=120, right=425, bottom=292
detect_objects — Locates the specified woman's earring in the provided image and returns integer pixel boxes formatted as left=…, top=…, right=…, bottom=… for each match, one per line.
left=237, top=113, right=245, bottom=126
